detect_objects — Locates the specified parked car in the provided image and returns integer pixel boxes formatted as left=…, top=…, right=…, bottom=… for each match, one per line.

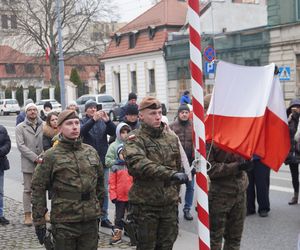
left=35, top=99, right=62, bottom=116
left=108, top=100, right=127, bottom=121
left=76, top=94, right=116, bottom=115
left=0, top=98, right=21, bottom=115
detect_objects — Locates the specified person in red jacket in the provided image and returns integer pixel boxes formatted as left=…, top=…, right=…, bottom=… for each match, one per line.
left=109, top=144, right=133, bottom=245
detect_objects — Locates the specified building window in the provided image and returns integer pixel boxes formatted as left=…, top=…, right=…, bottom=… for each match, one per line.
left=148, top=25, right=156, bottom=40
left=76, top=65, right=85, bottom=71
left=129, top=34, right=136, bottom=48
left=149, top=69, right=155, bottom=93
left=131, top=71, right=137, bottom=93
left=1, top=15, right=8, bottom=29
left=5, top=64, right=16, bottom=74
left=297, top=0, right=300, bottom=20
left=11, top=15, right=17, bottom=29
left=25, top=64, right=34, bottom=74
left=114, top=34, right=121, bottom=46
left=245, top=59, right=260, bottom=66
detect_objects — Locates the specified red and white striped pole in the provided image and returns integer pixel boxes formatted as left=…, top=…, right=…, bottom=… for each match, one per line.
left=188, top=0, right=210, bottom=249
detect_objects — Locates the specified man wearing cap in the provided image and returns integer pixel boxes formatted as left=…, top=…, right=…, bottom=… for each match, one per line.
left=119, top=92, right=138, bottom=122
left=16, top=99, right=34, bottom=125
left=80, top=99, right=116, bottom=228
left=16, top=103, right=43, bottom=225
left=123, top=96, right=188, bottom=250
left=123, top=104, right=140, bottom=130
left=31, top=110, right=105, bottom=249
left=170, top=104, right=195, bottom=221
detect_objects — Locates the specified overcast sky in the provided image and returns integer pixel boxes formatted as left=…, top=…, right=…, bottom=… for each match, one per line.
left=112, top=0, right=155, bottom=22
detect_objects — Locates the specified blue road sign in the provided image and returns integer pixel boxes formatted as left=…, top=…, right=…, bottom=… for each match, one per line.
left=205, top=61, right=215, bottom=75
left=279, top=66, right=291, bottom=81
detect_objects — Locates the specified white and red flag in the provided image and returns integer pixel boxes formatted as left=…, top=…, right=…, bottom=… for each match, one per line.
left=205, top=61, right=290, bottom=171
left=45, top=46, right=50, bottom=61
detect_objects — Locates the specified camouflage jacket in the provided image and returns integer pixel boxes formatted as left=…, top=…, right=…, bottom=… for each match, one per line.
left=31, top=135, right=104, bottom=225
left=123, top=122, right=181, bottom=206
left=207, top=144, right=248, bottom=195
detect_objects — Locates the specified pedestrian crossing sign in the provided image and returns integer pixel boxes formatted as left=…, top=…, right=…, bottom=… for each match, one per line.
left=279, top=66, right=290, bottom=81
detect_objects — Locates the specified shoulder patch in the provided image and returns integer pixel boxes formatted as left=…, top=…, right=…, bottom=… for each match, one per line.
left=128, top=134, right=136, bottom=141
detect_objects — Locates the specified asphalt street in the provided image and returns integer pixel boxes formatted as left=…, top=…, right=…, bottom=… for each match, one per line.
left=1, top=114, right=300, bottom=250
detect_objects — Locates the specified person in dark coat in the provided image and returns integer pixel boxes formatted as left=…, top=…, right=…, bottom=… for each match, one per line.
left=170, top=104, right=194, bottom=221
left=285, top=99, right=300, bottom=205
left=40, top=101, right=53, bottom=121
left=123, top=104, right=140, bottom=130
left=42, top=111, right=59, bottom=151
left=0, top=125, right=11, bottom=225
left=119, top=92, right=138, bottom=122
left=80, top=99, right=116, bottom=229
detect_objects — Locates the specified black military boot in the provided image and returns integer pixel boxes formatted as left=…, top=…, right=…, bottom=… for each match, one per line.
left=0, top=216, right=10, bottom=225
left=183, top=210, right=193, bottom=221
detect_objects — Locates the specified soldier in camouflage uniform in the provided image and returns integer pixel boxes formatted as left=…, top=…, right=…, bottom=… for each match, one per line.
left=31, top=110, right=105, bottom=250
left=204, top=94, right=252, bottom=250
left=123, top=96, right=188, bottom=250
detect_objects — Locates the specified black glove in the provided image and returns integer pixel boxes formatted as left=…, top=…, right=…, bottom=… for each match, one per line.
left=111, top=199, right=117, bottom=204
left=191, top=167, right=196, bottom=176
left=171, top=172, right=189, bottom=184
left=238, top=161, right=254, bottom=172
left=35, top=224, right=46, bottom=245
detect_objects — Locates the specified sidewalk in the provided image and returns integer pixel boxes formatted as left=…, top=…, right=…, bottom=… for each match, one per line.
left=2, top=177, right=197, bottom=250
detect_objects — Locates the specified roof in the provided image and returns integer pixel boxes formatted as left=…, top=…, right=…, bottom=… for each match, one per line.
left=100, top=0, right=188, bottom=60
left=0, top=45, right=37, bottom=64
left=118, top=0, right=188, bottom=34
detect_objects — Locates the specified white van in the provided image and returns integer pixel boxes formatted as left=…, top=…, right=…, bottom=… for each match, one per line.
left=76, top=94, right=116, bottom=115
left=0, top=99, right=21, bottom=115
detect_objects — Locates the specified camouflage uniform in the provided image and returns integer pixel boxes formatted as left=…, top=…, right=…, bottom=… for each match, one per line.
left=207, top=144, right=248, bottom=250
left=123, top=122, right=182, bottom=250
left=31, top=135, right=105, bottom=250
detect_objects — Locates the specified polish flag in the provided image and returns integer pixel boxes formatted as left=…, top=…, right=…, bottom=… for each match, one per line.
left=45, top=46, right=50, bottom=61
left=205, top=61, right=290, bottom=171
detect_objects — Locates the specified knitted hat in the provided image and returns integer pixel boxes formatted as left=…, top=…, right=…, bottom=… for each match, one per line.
left=128, top=92, right=137, bottom=101
left=139, top=96, right=161, bottom=111
left=25, top=103, right=37, bottom=112
left=57, top=110, right=79, bottom=126
left=183, top=90, right=190, bottom=95
left=126, top=104, right=139, bottom=115
left=43, top=101, right=53, bottom=110
left=178, top=104, right=190, bottom=114
left=85, top=99, right=97, bottom=111
left=67, top=100, right=77, bottom=108
left=24, top=99, right=34, bottom=106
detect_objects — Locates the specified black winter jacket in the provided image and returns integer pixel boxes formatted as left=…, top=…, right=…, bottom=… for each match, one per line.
left=80, top=116, right=116, bottom=165
left=0, top=125, right=11, bottom=171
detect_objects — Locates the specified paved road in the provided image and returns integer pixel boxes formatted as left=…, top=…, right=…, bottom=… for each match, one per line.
left=1, top=115, right=300, bottom=249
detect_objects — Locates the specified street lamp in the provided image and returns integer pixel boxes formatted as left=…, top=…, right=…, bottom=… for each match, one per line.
left=56, top=0, right=66, bottom=109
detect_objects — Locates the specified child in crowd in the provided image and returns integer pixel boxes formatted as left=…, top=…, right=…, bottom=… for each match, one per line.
left=109, top=145, right=133, bottom=245
left=105, top=122, right=131, bottom=168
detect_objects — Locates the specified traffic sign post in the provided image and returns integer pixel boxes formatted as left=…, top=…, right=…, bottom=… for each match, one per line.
left=204, top=46, right=216, bottom=62
left=279, top=66, right=291, bottom=81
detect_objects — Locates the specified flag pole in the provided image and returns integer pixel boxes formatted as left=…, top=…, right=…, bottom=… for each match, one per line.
left=188, top=0, right=210, bottom=249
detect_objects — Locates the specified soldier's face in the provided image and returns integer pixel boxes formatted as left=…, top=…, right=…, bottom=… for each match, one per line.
left=59, top=118, right=80, bottom=140
left=139, top=108, right=162, bottom=128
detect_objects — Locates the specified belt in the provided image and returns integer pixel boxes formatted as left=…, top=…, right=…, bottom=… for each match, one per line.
left=55, top=190, right=92, bottom=201
left=135, top=180, right=165, bottom=187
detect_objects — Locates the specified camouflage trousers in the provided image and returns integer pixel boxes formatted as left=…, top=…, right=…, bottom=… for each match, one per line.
left=208, top=191, right=246, bottom=250
left=129, top=203, right=178, bottom=250
left=51, top=219, right=99, bottom=250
